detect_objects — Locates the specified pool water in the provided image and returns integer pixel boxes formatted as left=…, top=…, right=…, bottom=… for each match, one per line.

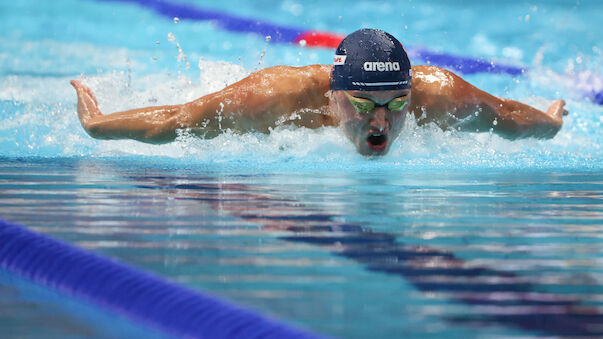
left=2, top=158, right=602, bottom=338
left=1, top=0, right=602, bottom=338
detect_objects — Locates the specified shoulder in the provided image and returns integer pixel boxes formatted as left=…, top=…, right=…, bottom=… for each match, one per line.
left=408, top=65, right=473, bottom=121
left=411, top=65, right=458, bottom=94
left=251, top=64, right=331, bottom=95
left=410, top=65, right=474, bottom=104
left=253, top=64, right=331, bottom=79
left=236, top=65, right=330, bottom=112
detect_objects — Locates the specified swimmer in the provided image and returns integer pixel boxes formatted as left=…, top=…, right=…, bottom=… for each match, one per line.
left=71, top=29, right=567, bottom=156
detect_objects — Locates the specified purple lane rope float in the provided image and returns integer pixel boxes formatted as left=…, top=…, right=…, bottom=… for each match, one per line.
left=98, top=0, right=603, bottom=105
left=0, top=218, right=323, bottom=339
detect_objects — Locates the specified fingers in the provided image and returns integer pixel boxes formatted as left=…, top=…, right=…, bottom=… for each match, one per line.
left=557, top=100, right=568, bottom=118
left=70, top=80, right=98, bottom=106
left=86, top=85, right=98, bottom=106
left=71, top=79, right=103, bottom=128
left=546, top=99, right=566, bottom=121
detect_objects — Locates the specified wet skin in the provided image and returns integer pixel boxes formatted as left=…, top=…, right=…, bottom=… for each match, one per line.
left=330, top=89, right=410, bottom=156
left=71, top=64, right=567, bottom=156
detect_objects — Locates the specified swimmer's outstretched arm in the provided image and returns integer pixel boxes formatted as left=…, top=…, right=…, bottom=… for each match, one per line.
left=71, top=80, right=183, bottom=143
left=72, top=65, right=331, bottom=143
left=410, top=65, right=566, bottom=139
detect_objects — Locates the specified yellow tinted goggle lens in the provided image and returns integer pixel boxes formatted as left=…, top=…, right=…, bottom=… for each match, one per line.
left=387, top=97, right=408, bottom=111
left=349, top=99, right=374, bottom=114
left=346, top=93, right=408, bottom=114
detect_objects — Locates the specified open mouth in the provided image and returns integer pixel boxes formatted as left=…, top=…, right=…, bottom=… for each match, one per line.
left=366, top=133, right=388, bottom=151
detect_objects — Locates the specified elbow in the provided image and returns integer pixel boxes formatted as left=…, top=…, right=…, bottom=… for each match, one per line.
left=140, top=107, right=186, bottom=143
left=143, top=120, right=179, bottom=144
left=144, top=131, right=177, bottom=144
left=84, top=122, right=107, bottom=140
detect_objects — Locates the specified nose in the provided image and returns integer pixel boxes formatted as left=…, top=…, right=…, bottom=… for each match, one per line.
left=369, top=107, right=388, bottom=131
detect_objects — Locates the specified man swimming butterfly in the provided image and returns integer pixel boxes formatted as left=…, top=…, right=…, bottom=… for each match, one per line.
left=71, top=29, right=567, bottom=156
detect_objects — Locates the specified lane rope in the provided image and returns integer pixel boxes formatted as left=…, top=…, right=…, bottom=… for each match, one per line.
left=0, top=218, right=323, bottom=339
left=96, top=0, right=602, bottom=105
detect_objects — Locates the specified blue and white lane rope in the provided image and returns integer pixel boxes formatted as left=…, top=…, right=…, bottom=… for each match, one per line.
left=0, top=218, right=324, bottom=339
left=96, top=0, right=603, bottom=105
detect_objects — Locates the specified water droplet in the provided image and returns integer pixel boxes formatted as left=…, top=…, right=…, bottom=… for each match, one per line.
left=173, top=17, right=180, bottom=23
left=265, top=35, right=271, bottom=42
left=493, top=119, right=498, bottom=126
left=298, top=40, right=307, bottom=47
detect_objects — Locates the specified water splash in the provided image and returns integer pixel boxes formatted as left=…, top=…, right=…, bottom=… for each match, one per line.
left=167, top=32, right=190, bottom=70
left=0, top=59, right=600, bottom=171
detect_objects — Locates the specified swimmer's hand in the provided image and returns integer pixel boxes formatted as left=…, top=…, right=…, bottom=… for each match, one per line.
left=543, top=99, right=568, bottom=137
left=547, top=99, right=569, bottom=119
left=71, top=80, right=103, bottom=137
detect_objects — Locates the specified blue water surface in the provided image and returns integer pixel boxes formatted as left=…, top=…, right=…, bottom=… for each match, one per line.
left=0, top=0, right=602, bottom=338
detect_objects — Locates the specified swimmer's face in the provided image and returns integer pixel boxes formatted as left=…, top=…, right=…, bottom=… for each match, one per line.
left=329, top=89, right=411, bottom=156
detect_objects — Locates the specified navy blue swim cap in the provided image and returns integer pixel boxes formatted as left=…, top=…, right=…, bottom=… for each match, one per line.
left=330, top=29, right=412, bottom=91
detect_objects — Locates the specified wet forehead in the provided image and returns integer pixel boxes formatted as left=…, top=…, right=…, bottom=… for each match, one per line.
left=346, top=89, right=410, bottom=104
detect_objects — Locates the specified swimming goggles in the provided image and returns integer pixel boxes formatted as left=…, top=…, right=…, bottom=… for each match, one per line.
left=344, top=92, right=409, bottom=114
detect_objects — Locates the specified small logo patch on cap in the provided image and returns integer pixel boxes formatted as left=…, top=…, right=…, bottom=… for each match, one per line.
left=333, top=55, right=347, bottom=65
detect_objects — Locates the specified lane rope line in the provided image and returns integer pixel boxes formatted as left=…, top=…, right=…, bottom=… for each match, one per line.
left=0, top=218, right=324, bottom=339
left=95, top=0, right=603, bottom=105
